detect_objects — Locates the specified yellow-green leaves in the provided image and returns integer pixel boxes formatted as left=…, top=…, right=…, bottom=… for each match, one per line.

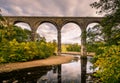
left=0, top=39, right=56, bottom=63
left=93, top=45, right=120, bottom=83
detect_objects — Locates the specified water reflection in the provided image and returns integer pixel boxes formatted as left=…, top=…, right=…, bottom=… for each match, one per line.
left=37, top=65, right=61, bottom=83
left=0, top=66, right=52, bottom=83
left=0, top=55, right=93, bottom=83
left=37, top=55, right=93, bottom=83
left=62, top=59, right=81, bottom=82
left=80, top=57, right=87, bottom=83
left=58, top=65, right=61, bottom=83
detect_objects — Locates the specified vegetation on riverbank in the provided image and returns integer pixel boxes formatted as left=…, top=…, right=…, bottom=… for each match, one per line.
left=0, top=15, right=56, bottom=64
left=0, top=39, right=56, bottom=63
left=90, top=0, right=120, bottom=82
left=66, top=43, right=81, bottom=52
left=92, top=45, right=120, bottom=83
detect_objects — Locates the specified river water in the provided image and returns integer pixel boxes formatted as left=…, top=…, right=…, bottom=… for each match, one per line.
left=0, top=55, right=94, bottom=83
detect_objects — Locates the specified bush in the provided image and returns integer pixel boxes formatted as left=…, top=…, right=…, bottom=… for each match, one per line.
left=0, top=16, right=56, bottom=63
left=0, top=39, right=56, bottom=63
left=66, top=43, right=81, bottom=52
left=93, top=45, right=120, bottom=83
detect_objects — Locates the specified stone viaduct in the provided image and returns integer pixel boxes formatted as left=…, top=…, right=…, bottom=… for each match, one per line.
left=4, top=16, right=103, bottom=57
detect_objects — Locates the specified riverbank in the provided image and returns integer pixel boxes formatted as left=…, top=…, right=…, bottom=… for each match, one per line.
left=0, top=55, right=74, bottom=73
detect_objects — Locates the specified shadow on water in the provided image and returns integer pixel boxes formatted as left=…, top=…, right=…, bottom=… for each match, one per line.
left=0, top=66, right=52, bottom=83
left=0, top=55, right=94, bottom=83
left=81, top=57, right=87, bottom=83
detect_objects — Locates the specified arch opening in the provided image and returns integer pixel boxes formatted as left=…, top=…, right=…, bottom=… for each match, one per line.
left=15, top=22, right=31, bottom=31
left=14, top=22, right=32, bottom=41
left=61, top=23, right=82, bottom=52
left=36, top=23, right=57, bottom=42
left=86, top=23, right=103, bottom=43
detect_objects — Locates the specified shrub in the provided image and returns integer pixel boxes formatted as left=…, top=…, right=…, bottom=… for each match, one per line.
left=66, top=43, right=81, bottom=52
left=0, top=39, right=56, bottom=63
left=93, top=45, right=120, bottom=83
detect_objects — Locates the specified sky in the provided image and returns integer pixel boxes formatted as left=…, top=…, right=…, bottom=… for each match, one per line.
left=0, top=0, right=102, bottom=44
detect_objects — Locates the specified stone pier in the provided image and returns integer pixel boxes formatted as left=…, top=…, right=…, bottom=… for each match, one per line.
left=4, top=16, right=103, bottom=56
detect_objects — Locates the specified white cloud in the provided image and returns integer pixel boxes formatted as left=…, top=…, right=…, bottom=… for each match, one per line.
left=37, top=23, right=57, bottom=42
left=0, top=0, right=100, bottom=16
left=61, top=23, right=81, bottom=44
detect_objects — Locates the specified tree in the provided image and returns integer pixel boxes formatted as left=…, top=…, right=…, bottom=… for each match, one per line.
left=90, top=1, right=120, bottom=83
left=87, top=21, right=120, bottom=46
left=66, top=43, right=81, bottom=52
left=0, top=14, right=56, bottom=63
left=90, top=0, right=120, bottom=14
left=93, top=45, right=120, bottom=83
left=0, top=15, right=29, bottom=42
left=89, top=0, right=120, bottom=45
left=12, top=26, right=28, bottom=42
left=0, top=24, right=29, bottom=42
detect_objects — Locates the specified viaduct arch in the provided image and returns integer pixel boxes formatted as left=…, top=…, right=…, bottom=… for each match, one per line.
left=4, top=16, right=103, bottom=57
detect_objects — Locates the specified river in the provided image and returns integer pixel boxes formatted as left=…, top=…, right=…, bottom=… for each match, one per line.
left=0, top=55, right=94, bottom=83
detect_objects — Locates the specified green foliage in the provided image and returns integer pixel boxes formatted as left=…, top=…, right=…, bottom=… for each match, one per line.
left=61, top=44, right=68, bottom=52
left=90, top=1, right=120, bottom=82
left=90, top=0, right=120, bottom=14
left=100, top=16, right=120, bottom=45
left=0, top=39, right=56, bottom=63
left=0, top=16, right=56, bottom=64
left=93, top=45, right=120, bottom=83
left=12, top=26, right=28, bottom=42
left=0, top=16, right=30, bottom=42
left=0, top=25, right=28, bottom=42
left=87, top=22, right=120, bottom=46
left=66, top=43, right=81, bottom=52
left=86, top=42, right=104, bottom=52
left=87, top=24, right=103, bottom=43
left=90, top=0, right=120, bottom=46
